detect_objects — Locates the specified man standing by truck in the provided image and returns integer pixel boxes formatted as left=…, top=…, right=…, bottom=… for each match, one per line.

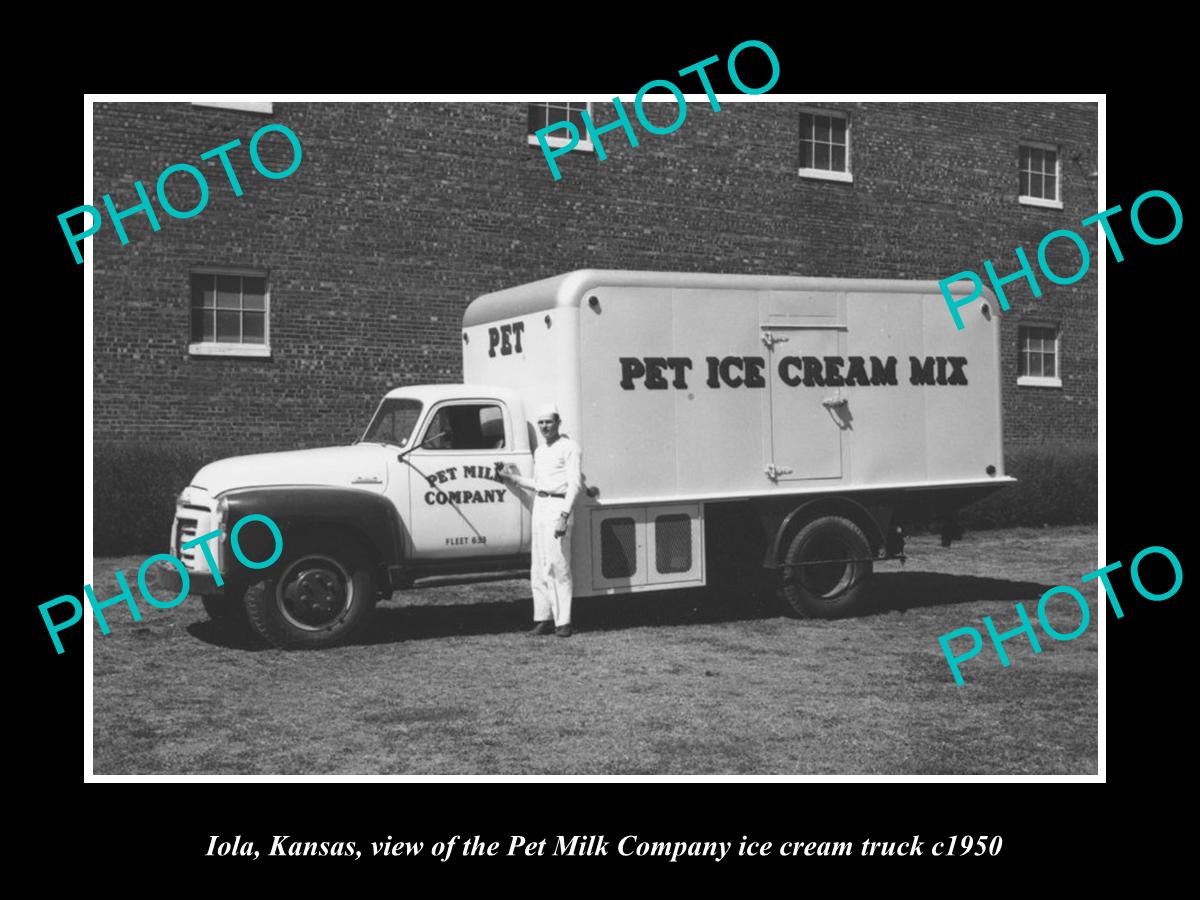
left=500, top=403, right=583, bottom=638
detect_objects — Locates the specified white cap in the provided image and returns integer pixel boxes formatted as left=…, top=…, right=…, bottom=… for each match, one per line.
left=535, top=402, right=559, bottom=420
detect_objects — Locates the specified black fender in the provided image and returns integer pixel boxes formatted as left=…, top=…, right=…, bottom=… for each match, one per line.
left=769, top=495, right=886, bottom=566
left=221, top=487, right=406, bottom=581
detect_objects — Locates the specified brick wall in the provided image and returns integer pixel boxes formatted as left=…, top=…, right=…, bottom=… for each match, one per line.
left=91, top=100, right=1097, bottom=458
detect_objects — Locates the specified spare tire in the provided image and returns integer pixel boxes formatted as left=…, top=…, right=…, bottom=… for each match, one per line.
left=780, top=515, right=874, bottom=618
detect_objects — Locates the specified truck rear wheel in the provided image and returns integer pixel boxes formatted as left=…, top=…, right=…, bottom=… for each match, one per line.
left=244, top=538, right=377, bottom=649
left=780, top=515, right=874, bottom=618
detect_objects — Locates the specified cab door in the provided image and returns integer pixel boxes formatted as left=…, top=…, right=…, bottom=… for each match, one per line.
left=404, top=400, right=527, bottom=559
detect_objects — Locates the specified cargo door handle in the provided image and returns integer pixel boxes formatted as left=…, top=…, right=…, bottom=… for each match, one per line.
left=822, top=396, right=853, bottom=431
left=765, top=464, right=794, bottom=481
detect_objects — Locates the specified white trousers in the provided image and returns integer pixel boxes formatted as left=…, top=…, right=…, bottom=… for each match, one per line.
left=531, top=497, right=572, bottom=626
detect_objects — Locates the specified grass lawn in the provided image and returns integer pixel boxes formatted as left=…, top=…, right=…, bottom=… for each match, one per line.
left=92, top=525, right=1098, bottom=775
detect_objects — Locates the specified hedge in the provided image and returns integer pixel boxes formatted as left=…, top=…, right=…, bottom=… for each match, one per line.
left=93, top=441, right=1097, bottom=557
left=956, top=443, right=1097, bottom=530
left=94, top=443, right=228, bottom=556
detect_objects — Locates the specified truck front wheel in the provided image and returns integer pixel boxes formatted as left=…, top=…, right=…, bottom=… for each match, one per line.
left=780, top=516, right=874, bottom=618
left=244, top=539, right=377, bottom=649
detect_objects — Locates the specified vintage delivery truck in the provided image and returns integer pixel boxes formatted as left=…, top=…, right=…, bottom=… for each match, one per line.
left=170, top=270, right=1011, bottom=648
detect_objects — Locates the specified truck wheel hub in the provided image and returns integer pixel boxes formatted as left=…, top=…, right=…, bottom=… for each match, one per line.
left=799, top=535, right=854, bottom=598
left=277, top=556, right=354, bottom=631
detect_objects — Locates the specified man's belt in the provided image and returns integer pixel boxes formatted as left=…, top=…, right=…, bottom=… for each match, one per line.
left=537, top=491, right=566, bottom=498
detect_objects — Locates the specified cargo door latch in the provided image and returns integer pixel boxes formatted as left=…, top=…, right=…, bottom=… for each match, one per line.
left=765, top=464, right=794, bottom=481
left=761, top=331, right=789, bottom=349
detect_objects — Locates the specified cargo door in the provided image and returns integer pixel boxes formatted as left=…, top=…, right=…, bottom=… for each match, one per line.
left=761, top=292, right=845, bottom=483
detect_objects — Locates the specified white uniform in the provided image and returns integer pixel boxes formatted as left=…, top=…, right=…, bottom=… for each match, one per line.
left=514, top=435, right=582, bottom=627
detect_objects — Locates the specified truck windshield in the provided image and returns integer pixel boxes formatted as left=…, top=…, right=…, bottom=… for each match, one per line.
left=362, top=398, right=423, bottom=447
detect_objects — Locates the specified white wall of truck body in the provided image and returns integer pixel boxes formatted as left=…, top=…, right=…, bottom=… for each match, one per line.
left=462, top=270, right=1010, bottom=598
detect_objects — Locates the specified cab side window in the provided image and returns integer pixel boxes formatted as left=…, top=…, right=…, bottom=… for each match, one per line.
left=422, top=404, right=506, bottom=451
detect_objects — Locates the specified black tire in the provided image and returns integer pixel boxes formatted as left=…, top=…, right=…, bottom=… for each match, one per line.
left=200, top=594, right=228, bottom=620
left=200, top=588, right=251, bottom=631
left=779, top=515, right=874, bottom=618
left=244, top=538, right=377, bottom=649
left=200, top=592, right=235, bottom=620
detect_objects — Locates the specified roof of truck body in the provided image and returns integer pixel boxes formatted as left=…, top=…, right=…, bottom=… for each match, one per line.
left=462, top=269, right=989, bottom=327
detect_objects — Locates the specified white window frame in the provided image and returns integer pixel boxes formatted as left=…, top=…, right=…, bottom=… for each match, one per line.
left=526, top=102, right=594, bottom=152
left=1019, top=140, right=1063, bottom=209
left=192, top=101, right=273, bottom=114
left=188, top=267, right=271, bottom=358
left=797, top=107, right=853, bottom=183
left=1016, top=321, right=1062, bottom=388
left=414, top=401, right=511, bottom=454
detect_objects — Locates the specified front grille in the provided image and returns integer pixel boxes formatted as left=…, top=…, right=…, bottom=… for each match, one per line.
left=176, top=517, right=198, bottom=563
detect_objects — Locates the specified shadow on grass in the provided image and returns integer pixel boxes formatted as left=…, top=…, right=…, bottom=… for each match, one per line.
left=185, top=571, right=1054, bottom=649
left=868, top=571, right=1053, bottom=615
left=357, top=589, right=775, bottom=646
left=185, top=619, right=270, bottom=650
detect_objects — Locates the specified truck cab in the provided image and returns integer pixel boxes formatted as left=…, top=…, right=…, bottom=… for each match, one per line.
left=170, top=384, right=536, bottom=649
left=365, top=385, right=533, bottom=562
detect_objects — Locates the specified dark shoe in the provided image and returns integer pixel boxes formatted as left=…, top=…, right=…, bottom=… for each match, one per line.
left=528, top=621, right=555, bottom=636
left=555, top=625, right=574, bottom=638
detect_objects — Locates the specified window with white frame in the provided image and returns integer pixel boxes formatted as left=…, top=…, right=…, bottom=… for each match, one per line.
left=1019, top=143, right=1062, bottom=208
left=419, top=404, right=507, bottom=451
left=1017, top=324, right=1061, bottom=387
left=527, top=102, right=593, bottom=151
left=798, top=109, right=852, bottom=182
left=189, top=270, right=270, bottom=357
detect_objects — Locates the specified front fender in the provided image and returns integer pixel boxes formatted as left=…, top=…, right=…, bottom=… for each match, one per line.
left=222, top=486, right=406, bottom=575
